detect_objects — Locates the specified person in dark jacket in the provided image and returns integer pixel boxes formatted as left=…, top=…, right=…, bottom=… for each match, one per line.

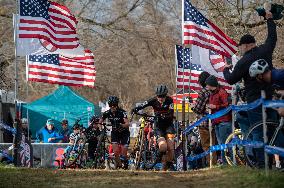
left=191, top=71, right=217, bottom=166
left=223, top=11, right=278, bottom=168
left=206, top=75, right=232, bottom=164
left=59, top=119, right=71, bottom=143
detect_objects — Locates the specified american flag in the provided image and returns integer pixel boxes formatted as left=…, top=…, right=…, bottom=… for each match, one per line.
left=209, top=50, right=226, bottom=72
left=27, top=50, right=96, bottom=88
left=175, top=45, right=232, bottom=91
left=176, top=45, right=202, bottom=91
left=18, top=0, right=80, bottom=53
left=182, top=0, right=237, bottom=57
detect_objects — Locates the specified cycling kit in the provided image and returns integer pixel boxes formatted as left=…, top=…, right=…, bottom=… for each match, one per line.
left=102, top=108, right=130, bottom=146
left=135, top=96, right=175, bottom=138
left=271, top=69, right=284, bottom=90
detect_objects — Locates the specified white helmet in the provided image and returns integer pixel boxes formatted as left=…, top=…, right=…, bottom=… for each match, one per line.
left=21, top=118, right=28, bottom=124
left=249, top=59, right=269, bottom=77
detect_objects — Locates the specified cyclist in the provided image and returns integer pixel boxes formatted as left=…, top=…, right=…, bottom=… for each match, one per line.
left=85, top=116, right=101, bottom=161
left=99, top=96, right=130, bottom=169
left=131, top=84, right=175, bottom=171
left=249, top=59, right=284, bottom=169
left=249, top=59, right=284, bottom=116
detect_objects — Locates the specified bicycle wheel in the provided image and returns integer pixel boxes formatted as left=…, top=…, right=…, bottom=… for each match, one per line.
left=224, top=129, right=246, bottom=166
left=134, top=130, right=145, bottom=170
left=65, top=137, right=87, bottom=168
left=141, top=140, right=159, bottom=170
left=245, top=121, right=280, bottom=168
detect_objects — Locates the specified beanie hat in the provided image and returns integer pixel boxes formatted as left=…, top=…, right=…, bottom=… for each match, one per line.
left=205, top=75, right=218, bottom=87
left=198, top=71, right=210, bottom=88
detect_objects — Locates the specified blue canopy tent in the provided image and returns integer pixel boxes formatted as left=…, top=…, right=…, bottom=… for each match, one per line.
left=21, top=86, right=100, bottom=138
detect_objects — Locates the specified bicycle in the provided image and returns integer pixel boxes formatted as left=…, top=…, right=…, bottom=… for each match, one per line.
left=131, top=112, right=160, bottom=170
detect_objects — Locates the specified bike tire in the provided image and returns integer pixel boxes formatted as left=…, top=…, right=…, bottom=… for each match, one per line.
left=244, top=121, right=280, bottom=168
left=224, top=129, right=246, bottom=166
left=134, top=130, right=145, bottom=170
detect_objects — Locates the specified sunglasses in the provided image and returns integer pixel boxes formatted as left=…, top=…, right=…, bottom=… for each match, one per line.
left=110, top=105, right=118, bottom=108
left=157, top=95, right=166, bottom=98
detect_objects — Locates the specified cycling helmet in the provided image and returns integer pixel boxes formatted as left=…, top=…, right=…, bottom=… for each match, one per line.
left=89, top=115, right=100, bottom=125
left=69, top=133, right=78, bottom=140
left=61, top=119, right=68, bottom=125
left=21, top=118, right=28, bottom=124
left=155, top=84, right=168, bottom=96
left=249, top=59, right=269, bottom=77
left=107, top=96, right=119, bottom=106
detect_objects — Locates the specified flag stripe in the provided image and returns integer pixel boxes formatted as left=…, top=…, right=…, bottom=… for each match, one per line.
left=29, top=64, right=95, bottom=77
left=28, top=71, right=95, bottom=82
left=28, top=50, right=96, bottom=88
left=183, top=1, right=237, bottom=57
left=183, top=24, right=236, bottom=54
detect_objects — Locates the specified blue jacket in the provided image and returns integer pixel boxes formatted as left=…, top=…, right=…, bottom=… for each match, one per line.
left=36, top=127, right=64, bottom=143
left=271, top=69, right=284, bottom=90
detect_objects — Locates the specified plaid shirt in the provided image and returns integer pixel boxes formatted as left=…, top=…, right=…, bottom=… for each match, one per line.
left=192, top=88, right=210, bottom=128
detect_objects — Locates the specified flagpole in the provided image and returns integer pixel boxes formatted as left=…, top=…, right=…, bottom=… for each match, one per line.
left=13, top=0, right=20, bottom=167
left=174, top=45, right=179, bottom=147
left=26, top=56, right=30, bottom=139
left=181, top=0, right=187, bottom=172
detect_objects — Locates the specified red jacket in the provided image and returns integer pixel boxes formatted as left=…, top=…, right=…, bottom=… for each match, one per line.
left=209, top=86, right=232, bottom=125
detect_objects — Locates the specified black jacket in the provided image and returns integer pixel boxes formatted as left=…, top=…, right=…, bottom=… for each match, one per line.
left=223, top=19, right=277, bottom=103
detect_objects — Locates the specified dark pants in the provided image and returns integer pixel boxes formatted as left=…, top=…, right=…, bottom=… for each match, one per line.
left=247, top=105, right=280, bottom=167
left=215, top=122, right=232, bottom=164
left=88, top=139, right=98, bottom=160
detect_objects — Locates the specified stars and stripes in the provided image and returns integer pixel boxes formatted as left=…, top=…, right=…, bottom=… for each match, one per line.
left=176, top=45, right=232, bottom=91
left=176, top=45, right=203, bottom=91
left=18, top=0, right=80, bottom=52
left=182, top=0, right=237, bottom=57
left=209, top=50, right=226, bottom=72
left=27, top=49, right=96, bottom=88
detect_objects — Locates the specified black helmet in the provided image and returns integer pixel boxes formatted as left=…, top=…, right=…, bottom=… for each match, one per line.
left=89, top=115, right=100, bottom=125
left=108, top=96, right=119, bottom=106
left=61, top=119, right=68, bottom=124
left=155, top=84, right=168, bottom=96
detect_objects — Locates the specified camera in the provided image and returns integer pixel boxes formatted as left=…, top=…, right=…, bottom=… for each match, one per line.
left=256, top=3, right=284, bottom=20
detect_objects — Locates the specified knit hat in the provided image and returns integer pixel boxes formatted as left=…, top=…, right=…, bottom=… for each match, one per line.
left=238, top=34, right=256, bottom=46
left=205, top=75, right=218, bottom=87
left=198, top=71, right=210, bottom=88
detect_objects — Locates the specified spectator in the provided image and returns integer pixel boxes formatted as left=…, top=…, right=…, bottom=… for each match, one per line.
left=21, top=118, right=32, bottom=140
left=191, top=71, right=217, bottom=166
left=36, top=119, right=63, bottom=143
left=59, top=119, right=71, bottom=143
left=223, top=11, right=278, bottom=168
left=205, top=75, right=232, bottom=164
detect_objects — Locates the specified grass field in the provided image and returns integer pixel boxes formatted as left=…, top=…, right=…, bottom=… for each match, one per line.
left=0, top=165, right=283, bottom=188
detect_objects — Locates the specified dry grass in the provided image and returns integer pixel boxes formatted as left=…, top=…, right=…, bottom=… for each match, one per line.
left=0, top=165, right=284, bottom=188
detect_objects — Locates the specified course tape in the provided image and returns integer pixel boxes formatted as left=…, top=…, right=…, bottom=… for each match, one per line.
left=184, top=98, right=283, bottom=134
left=263, top=100, right=284, bottom=108
left=0, top=122, right=16, bottom=135
left=265, top=146, right=284, bottom=157
left=187, top=138, right=264, bottom=161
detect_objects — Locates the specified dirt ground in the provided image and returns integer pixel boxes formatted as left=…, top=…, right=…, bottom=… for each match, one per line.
left=0, top=166, right=284, bottom=188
